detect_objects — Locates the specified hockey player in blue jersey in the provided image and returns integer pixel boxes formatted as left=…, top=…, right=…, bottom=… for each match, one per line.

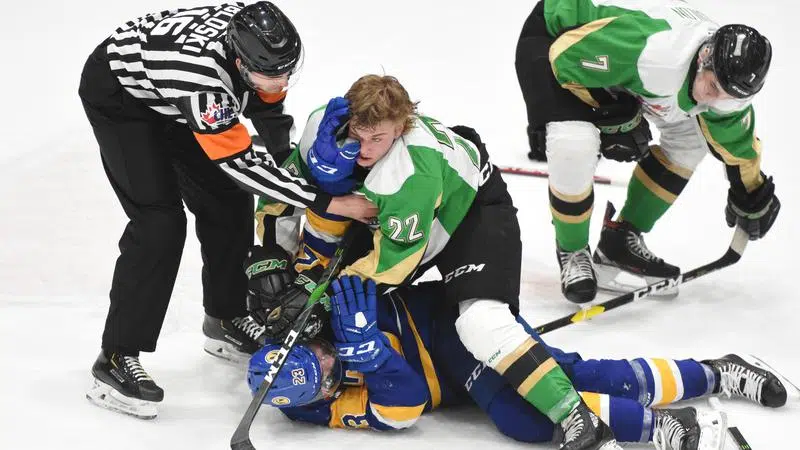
left=247, top=275, right=787, bottom=449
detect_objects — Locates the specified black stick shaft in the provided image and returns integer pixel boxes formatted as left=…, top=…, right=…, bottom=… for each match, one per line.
left=534, top=227, right=749, bottom=335
left=230, top=225, right=360, bottom=450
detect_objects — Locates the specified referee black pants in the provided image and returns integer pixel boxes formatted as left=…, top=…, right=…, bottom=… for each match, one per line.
left=78, top=42, right=253, bottom=355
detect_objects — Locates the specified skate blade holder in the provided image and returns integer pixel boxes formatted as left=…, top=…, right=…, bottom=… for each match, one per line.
left=203, top=338, right=251, bottom=365
left=595, top=267, right=679, bottom=298
left=700, top=398, right=729, bottom=450
left=747, top=354, right=800, bottom=402
left=86, top=377, right=158, bottom=420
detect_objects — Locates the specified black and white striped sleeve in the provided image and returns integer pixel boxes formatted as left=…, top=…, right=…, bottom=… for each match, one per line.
left=216, top=147, right=332, bottom=210
left=178, top=91, right=331, bottom=211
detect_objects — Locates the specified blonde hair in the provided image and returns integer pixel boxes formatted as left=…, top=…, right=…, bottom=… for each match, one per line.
left=345, top=75, right=418, bottom=134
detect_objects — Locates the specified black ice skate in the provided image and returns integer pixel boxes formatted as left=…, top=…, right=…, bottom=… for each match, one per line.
left=86, top=351, right=163, bottom=419
left=703, top=354, right=788, bottom=408
left=653, top=407, right=700, bottom=450
left=653, top=407, right=727, bottom=450
left=202, top=314, right=264, bottom=364
left=593, top=202, right=679, bottom=296
left=555, top=401, right=621, bottom=450
left=557, top=244, right=597, bottom=303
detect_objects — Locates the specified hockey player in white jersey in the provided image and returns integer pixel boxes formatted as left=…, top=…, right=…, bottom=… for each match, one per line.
left=515, top=0, right=778, bottom=303
left=251, top=75, right=623, bottom=449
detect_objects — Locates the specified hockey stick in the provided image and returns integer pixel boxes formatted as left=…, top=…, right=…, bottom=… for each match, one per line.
left=498, top=166, right=614, bottom=186
left=251, top=133, right=616, bottom=187
left=250, top=134, right=616, bottom=187
left=230, top=225, right=361, bottom=450
left=726, top=427, right=753, bottom=450
left=534, top=226, right=749, bottom=335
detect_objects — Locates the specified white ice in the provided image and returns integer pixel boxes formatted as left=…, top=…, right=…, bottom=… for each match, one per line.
left=1, top=1, right=798, bottom=449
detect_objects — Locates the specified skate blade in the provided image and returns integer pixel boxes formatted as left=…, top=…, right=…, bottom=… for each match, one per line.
left=86, top=378, right=158, bottom=420
left=598, top=439, right=623, bottom=450
left=594, top=264, right=679, bottom=298
left=697, top=409, right=728, bottom=450
left=746, top=354, right=800, bottom=401
left=203, top=338, right=251, bottom=365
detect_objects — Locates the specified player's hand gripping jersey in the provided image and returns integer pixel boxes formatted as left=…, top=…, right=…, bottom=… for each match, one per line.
left=546, top=0, right=764, bottom=192
left=268, top=106, right=491, bottom=286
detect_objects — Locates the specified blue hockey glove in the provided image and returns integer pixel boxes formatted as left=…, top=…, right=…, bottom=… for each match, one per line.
left=307, top=97, right=360, bottom=185
left=316, top=176, right=359, bottom=196
left=330, top=275, right=391, bottom=372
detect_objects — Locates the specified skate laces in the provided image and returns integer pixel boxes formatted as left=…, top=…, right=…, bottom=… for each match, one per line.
left=653, top=412, right=686, bottom=450
left=626, top=232, right=663, bottom=263
left=232, top=316, right=264, bottom=340
left=720, top=363, right=764, bottom=404
left=560, top=406, right=591, bottom=444
left=559, top=247, right=594, bottom=285
left=121, top=356, right=153, bottom=382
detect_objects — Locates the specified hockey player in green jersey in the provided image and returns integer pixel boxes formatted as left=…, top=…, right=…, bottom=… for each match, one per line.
left=251, top=74, right=622, bottom=449
left=515, top=0, right=779, bottom=303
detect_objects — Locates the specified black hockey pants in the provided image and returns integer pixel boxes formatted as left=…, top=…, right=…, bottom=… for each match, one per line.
left=514, top=1, right=598, bottom=135
left=79, top=42, right=253, bottom=355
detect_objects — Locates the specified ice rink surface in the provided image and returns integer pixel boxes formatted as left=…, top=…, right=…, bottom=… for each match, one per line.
left=1, top=0, right=797, bottom=448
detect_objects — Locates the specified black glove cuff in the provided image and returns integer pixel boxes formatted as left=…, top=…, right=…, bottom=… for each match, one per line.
left=728, top=175, right=775, bottom=213
left=594, top=93, right=643, bottom=133
left=597, top=107, right=643, bottom=134
left=244, top=245, right=292, bottom=279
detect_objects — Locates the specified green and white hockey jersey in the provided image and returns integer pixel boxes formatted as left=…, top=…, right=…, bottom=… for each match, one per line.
left=290, top=107, right=485, bottom=285
left=545, top=0, right=765, bottom=191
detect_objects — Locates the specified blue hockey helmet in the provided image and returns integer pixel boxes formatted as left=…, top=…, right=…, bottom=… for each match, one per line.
left=247, top=340, right=342, bottom=408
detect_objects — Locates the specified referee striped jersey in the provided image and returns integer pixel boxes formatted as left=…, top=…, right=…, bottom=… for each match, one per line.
left=104, top=3, right=330, bottom=210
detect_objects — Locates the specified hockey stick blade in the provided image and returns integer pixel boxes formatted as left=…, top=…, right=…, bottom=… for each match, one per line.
left=534, top=226, right=749, bottom=335
left=230, top=225, right=361, bottom=450
left=498, top=166, right=614, bottom=185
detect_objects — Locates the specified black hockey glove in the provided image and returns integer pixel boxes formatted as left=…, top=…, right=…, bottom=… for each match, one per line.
left=725, top=175, right=781, bottom=241
left=244, top=245, right=294, bottom=327
left=251, top=266, right=329, bottom=341
left=263, top=276, right=323, bottom=340
left=595, top=95, right=652, bottom=162
left=450, top=125, right=485, bottom=150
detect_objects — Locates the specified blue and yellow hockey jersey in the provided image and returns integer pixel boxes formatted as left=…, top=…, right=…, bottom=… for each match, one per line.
left=261, top=208, right=721, bottom=441
left=258, top=162, right=457, bottom=430
left=278, top=283, right=459, bottom=430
